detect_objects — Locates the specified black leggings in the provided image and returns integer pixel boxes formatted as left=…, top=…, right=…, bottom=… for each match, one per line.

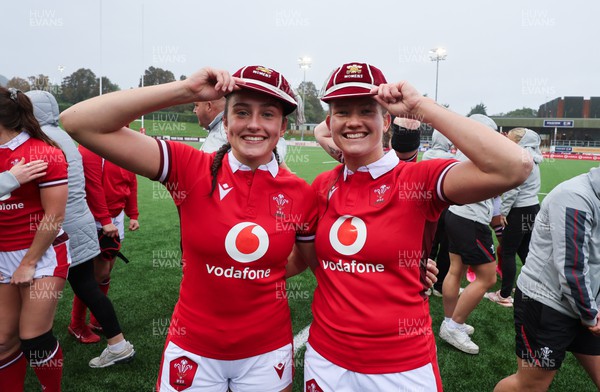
left=67, top=258, right=122, bottom=339
left=499, top=204, right=540, bottom=298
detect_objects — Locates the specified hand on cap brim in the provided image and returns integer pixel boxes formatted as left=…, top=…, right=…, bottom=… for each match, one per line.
left=372, top=81, right=423, bottom=117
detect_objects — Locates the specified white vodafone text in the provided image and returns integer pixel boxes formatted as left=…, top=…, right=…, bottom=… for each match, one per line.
left=206, top=264, right=271, bottom=280
left=321, top=259, right=384, bottom=273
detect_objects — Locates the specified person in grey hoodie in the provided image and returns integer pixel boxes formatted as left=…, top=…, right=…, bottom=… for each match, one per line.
left=422, top=129, right=454, bottom=160
left=494, top=166, right=600, bottom=392
left=26, top=91, right=135, bottom=368
left=487, top=128, right=542, bottom=306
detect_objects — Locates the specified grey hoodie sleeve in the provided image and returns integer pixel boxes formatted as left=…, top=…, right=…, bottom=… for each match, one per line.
left=0, top=171, right=20, bottom=197
left=550, top=193, right=598, bottom=326
left=501, top=186, right=520, bottom=216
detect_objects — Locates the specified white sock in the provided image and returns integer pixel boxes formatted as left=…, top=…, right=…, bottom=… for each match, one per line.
left=108, top=340, right=127, bottom=353
left=447, top=319, right=463, bottom=330
left=444, top=317, right=451, bottom=323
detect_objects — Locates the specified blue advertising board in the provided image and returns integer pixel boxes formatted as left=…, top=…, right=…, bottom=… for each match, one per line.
left=543, top=120, right=574, bottom=127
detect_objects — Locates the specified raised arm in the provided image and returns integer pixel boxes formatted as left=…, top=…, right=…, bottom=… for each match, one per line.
left=314, top=121, right=343, bottom=162
left=373, top=82, right=532, bottom=204
left=60, top=68, right=239, bottom=178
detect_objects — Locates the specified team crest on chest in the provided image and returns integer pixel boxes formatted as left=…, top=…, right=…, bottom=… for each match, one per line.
left=370, top=184, right=392, bottom=207
left=270, top=192, right=292, bottom=218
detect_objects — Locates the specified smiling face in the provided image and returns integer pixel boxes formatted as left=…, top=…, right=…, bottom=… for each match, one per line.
left=326, top=96, right=391, bottom=170
left=223, top=90, right=287, bottom=169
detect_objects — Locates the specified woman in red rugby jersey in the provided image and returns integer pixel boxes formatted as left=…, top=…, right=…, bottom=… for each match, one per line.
left=300, top=62, right=532, bottom=391
left=0, top=87, right=69, bottom=392
left=61, top=66, right=316, bottom=392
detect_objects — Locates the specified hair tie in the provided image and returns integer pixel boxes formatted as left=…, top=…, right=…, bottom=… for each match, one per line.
left=7, top=88, right=20, bottom=102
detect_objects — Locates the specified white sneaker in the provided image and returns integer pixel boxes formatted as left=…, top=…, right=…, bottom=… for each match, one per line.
left=485, top=290, right=514, bottom=308
left=89, top=341, right=135, bottom=368
left=460, top=323, right=475, bottom=335
left=440, top=321, right=479, bottom=354
left=432, top=288, right=443, bottom=297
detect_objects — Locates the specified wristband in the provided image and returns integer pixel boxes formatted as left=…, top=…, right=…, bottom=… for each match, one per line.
left=391, top=118, right=421, bottom=153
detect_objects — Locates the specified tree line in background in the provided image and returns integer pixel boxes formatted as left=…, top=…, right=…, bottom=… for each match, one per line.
left=468, top=102, right=538, bottom=117
left=3, top=67, right=537, bottom=124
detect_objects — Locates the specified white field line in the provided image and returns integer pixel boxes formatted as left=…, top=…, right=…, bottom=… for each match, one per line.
left=293, top=324, right=311, bottom=355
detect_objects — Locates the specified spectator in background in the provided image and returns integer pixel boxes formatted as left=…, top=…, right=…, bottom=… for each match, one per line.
left=486, top=128, right=542, bottom=307
left=440, top=114, right=502, bottom=355
left=495, top=166, right=600, bottom=392
left=77, top=144, right=139, bottom=347
left=26, top=90, right=135, bottom=368
left=193, top=97, right=227, bottom=153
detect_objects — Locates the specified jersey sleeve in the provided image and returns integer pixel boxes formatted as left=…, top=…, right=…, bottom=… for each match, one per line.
left=152, top=139, right=211, bottom=206
left=124, top=172, right=139, bottom=220
left=79, top=145, right=111, bottom=226
left=36, top=146, right=68, bottom=189
left=402, top=158, right=460, bottom=221
left=550, top=194, right=598, bottom=326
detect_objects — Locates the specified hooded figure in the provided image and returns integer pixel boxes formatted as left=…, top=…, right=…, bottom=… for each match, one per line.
left=422, top=130, right=454, bottom=161
left=26, top=90, right=100, bottom=266
left=500, top=128, right=542, bottom=216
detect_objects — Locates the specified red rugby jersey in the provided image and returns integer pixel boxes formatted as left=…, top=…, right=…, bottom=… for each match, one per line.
left=0, top=132, right=68, bottom=251
left=309, top=151, right=458, bottom=373
left=153, top=140, right=317, bottom=360
left=79, top=146, right=139, bottom=225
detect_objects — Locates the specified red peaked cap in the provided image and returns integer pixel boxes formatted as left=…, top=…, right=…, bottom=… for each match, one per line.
left=231, top=65, right=297, bottom=116
left=321, top=62, right=387, bottom=102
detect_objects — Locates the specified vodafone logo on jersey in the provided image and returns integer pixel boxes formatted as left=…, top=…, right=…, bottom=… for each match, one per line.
left=329, top=215, right=367, bottom=256
left=224, top=222, right=269, bottom=263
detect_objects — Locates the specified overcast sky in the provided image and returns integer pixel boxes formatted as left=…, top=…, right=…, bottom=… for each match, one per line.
left=2, top=0, right=597, bottom=116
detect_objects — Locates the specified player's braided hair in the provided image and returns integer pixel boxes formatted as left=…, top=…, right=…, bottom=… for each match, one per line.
left=210, top=142, right=231, bottom=195
left=209, top=143, right=282, bottom=196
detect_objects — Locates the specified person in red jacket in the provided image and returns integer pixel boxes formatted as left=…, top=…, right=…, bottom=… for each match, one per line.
left=70, top=146, right=139, bottom=339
